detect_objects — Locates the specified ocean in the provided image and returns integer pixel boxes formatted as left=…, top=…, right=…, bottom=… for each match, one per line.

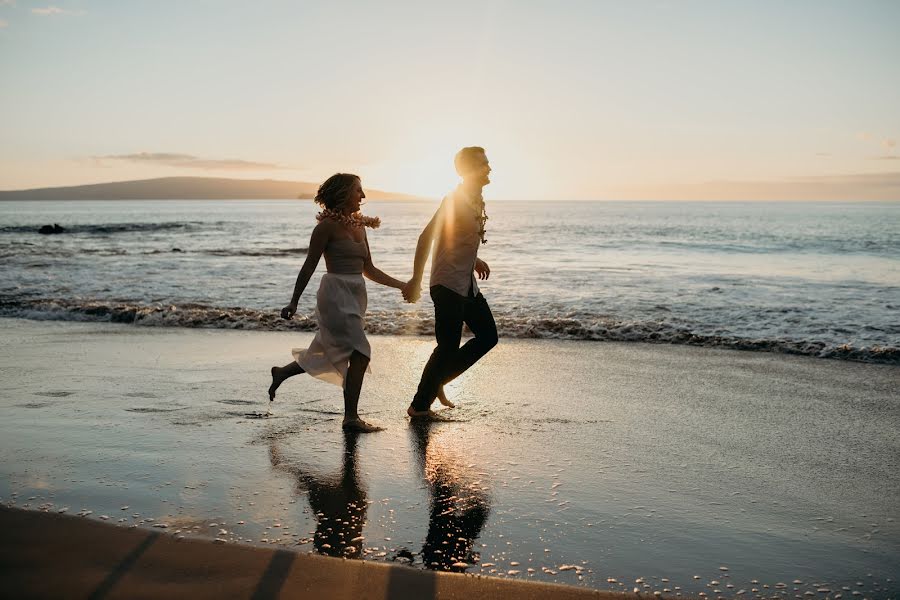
left=1, top=199, right=898, bottom=363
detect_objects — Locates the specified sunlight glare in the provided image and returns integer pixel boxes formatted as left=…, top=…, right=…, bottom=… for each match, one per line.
left=366, top=152, right=461, bottom=200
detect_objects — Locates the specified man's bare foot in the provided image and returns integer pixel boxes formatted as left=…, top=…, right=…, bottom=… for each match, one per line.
left=268, top=366, right=280, bottom=401
left=436, top=386, right=455, bottom=408
left=342, top=417, right=384, bottom=433
left=407, top=406, right=439, bottom=418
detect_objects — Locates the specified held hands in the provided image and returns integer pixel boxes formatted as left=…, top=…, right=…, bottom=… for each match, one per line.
left=474, top=258, right=491, bottom=280
left=281, top=302, right=298, bottom=320
left=402, top=278, right=422, bottom=303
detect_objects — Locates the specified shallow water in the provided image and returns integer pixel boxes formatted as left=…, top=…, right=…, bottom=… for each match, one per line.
left=1, top=319, right=897, bottom=598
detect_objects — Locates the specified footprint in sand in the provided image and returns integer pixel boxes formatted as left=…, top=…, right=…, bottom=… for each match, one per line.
left=125, top=406, right=187, bottom=413
left=297, top=408, right=343, bottom=416
left=244, top=411, right=271, bottom=419
left=223, top=410, right=258, bottom=418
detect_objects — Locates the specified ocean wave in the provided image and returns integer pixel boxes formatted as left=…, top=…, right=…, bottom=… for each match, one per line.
left=0, top=245, right=130, bottom=259
left=198, top=247, right=308, bottom=257
left=0, top=244, right=308, bottom=259
left=656, top=238, right=900, bottom=255
left=144, top=247, right=309, bottom=257
left=0, top=222, right=201, bottom=235
left=1, top=296, right=897, bottom=365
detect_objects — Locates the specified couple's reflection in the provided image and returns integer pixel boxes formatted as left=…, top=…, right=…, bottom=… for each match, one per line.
left=269, top=431, right=368, bottom=558
left=409, top=420, right=491, bottom=572
left=268, top=422, right=490, bottom=571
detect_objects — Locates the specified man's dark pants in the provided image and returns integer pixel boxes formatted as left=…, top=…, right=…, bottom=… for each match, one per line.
left=412, top=284, right=498, bottom=411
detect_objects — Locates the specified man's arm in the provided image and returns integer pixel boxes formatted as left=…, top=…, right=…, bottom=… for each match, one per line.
left=474, top=257, right=490, bottom=280
left=402, top=206, right=443, bottom=303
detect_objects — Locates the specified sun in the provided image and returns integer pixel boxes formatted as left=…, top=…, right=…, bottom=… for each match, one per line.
left=363, top=152, right=459, bottom=200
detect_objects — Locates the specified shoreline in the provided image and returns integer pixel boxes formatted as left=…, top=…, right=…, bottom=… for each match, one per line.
left=0, top=311, right=896, bottom=365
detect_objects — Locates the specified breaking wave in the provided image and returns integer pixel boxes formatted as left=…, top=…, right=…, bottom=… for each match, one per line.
left=0, top=222, right=201, bottom=235
left=1, top=296, right=896, bottom=365
left=0, top=243, right=308, bottom=259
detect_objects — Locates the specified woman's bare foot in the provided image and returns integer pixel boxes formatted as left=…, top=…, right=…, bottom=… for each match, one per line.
left=436, top=386, right=455, bottom=408
left=268, top=366, right=280, bottom=401
left=342, top=417, right=384, bottom=433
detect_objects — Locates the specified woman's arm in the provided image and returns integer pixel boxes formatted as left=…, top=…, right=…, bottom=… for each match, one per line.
left=362, top=234, right=404, bottom=289
left=281, top=222, right=330, bottom=319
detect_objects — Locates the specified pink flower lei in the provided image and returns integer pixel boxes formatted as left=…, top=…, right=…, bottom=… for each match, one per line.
left=316, top=208, right=381, bottom=229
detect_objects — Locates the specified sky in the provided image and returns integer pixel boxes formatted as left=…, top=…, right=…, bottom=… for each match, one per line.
left=1, top=0, right=899, bottom=200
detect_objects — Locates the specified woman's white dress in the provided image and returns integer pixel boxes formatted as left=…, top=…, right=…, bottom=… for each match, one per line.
left=292, top=238, right=371, bottom=387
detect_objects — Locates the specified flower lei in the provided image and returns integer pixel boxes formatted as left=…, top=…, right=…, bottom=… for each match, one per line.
left=465, top=196, right=489, bottom=244
left=476, top=205, right=489, bottom=244
left=316, top=208, right=381, bottom=229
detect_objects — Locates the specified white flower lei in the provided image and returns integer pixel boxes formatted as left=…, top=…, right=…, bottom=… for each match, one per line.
left=316, top=208, right=381, bottom=229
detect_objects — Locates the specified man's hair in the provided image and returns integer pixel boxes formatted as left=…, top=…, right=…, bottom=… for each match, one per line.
left=454, top=146, right=486, bottom=177
left=314, top=173, right=360, bottom=210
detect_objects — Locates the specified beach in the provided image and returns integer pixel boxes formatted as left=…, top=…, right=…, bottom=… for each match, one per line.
left=4, top=1, right=900, bottom=596
left=1, top=318, right=898, bottom=598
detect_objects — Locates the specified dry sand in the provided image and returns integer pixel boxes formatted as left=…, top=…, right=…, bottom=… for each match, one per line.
left=0, top=505, right=612, bottom=600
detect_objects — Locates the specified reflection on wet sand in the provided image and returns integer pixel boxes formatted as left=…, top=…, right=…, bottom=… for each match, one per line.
left=269, top=431, right=367, bottom=558
left=409, top=421, right=491, bottom=572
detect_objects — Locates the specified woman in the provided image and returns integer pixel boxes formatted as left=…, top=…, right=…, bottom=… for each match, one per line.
left=269, top=173, right=404, bottom=433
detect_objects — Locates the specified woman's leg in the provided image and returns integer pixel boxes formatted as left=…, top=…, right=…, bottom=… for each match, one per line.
left=342, top=351, right=382, bottom=432
left=269, top=361, right=305, bottom=401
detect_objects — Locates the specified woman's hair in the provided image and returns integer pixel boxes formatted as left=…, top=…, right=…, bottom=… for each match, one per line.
left=314, top=173, right=360, bottom=210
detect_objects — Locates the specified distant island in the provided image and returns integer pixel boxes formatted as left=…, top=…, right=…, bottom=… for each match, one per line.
left=0, top=177, right=423, bottom=201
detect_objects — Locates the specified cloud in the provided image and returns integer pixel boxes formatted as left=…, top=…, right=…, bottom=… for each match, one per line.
left=616, top=172, right=900, bottom=201
left=32, top=6, right=85, bottom=16
left=0, top=0, right=15, bottom=6
left=857, top=132, right=897, bottom=157
left=789, top=172, right=900, bottom=185
left=96, top=152, right=284, bottom=171
left=0, top=19, right=7, bottom=28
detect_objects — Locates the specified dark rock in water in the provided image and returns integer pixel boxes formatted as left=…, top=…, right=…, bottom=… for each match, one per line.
left=38, top=224, right=65, bottom=234
left=172, top=248, right=183, bottom=252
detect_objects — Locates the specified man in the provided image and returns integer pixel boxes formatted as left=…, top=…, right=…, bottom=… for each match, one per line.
left=403, top=146, right=498, bottom=417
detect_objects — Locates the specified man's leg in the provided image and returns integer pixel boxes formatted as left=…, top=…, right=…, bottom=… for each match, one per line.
left=442, top=293, right=498, bottom=385
left=411, top=286, right=465, bottom=412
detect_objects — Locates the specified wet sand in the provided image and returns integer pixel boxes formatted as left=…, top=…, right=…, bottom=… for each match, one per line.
left=1, top=318, right=898, bottom=598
